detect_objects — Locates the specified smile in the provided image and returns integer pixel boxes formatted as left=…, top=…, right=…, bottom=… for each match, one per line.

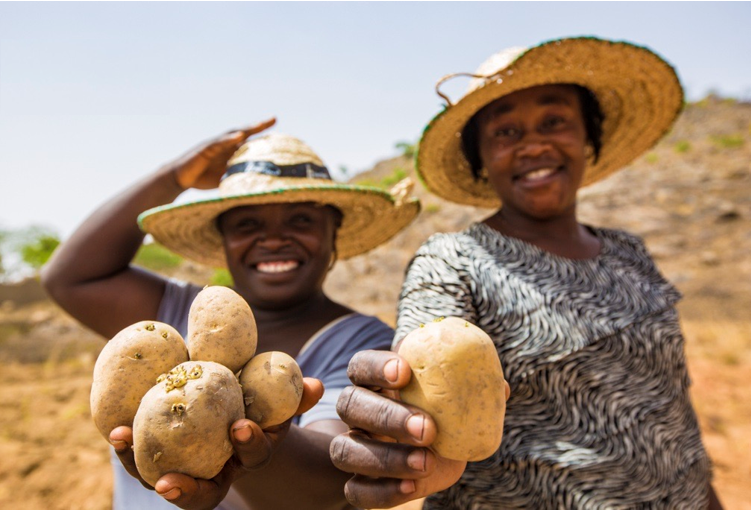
left=255, top=260, right=300, bottom=273
left=514, top=166, right=562, bottom=184
left=516, top=167, right=558, bottom=181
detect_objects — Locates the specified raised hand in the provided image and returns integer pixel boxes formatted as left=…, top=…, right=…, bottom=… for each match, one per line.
left=168, top=118, right=277, bottom=191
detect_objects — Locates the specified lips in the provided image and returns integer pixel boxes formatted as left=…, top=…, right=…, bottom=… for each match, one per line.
left=254, top=260, right=300, bottom=274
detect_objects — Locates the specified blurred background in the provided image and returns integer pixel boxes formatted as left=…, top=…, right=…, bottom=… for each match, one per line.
left=0, top=2, right=748, bottom=509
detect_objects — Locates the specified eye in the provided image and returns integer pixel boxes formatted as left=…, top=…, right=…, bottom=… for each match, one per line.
left=541, top=115, right=567, bottom=131
left=494, top=126, right=520, bottom=139
left=289, top=213, right=314, bottom=227
left=231, top=217, right=261, bottom=233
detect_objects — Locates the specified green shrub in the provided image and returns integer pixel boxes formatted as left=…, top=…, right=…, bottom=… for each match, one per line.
left=710, top=134, right=745, bottom=149
left=355, top=168, right=409, bottom=190
left=381, top=168, right=408, bottom=189
left=424, top=203, right=441, bottom=214
left=395, top=141, right=417, bottom=159
left=134, top=242, right=182, bottom=271
left=645, top=152, right=659, bottom=164
left=20, top=234, right=60, bottom=270
left=210, top=268, right=234, bottom=287
left=674, top=141, right=691, bottom=154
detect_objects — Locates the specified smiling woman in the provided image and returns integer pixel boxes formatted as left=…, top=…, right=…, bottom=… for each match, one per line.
left=217, top=203, right=341, bottom=311
left=331, top=36, right=723, bottom=510
left=40, top=121, right=420, bottom=509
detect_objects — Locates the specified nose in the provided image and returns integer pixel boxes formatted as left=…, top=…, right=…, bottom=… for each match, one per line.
left=256, top=230, right=292, bottom=251
left=515, top=139, right=554, bottom=159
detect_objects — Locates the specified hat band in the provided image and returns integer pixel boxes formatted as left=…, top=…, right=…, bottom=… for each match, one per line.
left=223, top=161, right=332, bottom=181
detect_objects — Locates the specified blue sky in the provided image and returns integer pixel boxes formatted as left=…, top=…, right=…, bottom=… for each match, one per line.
left=0, top=1, right=749, bottom=239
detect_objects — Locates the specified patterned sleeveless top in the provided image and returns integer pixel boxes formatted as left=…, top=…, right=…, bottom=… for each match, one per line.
left=394, top=223, right=710, bottom=510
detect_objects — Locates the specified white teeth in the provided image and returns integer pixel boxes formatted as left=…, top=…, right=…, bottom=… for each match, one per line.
left=523, top=168, right=556, bottom=180
left=256, top=261, right=299, bottom=273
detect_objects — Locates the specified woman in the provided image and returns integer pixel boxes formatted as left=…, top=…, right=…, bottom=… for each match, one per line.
left=331, top=37, right=722, bottom=509
left=41, top=121, right=420, bottom=509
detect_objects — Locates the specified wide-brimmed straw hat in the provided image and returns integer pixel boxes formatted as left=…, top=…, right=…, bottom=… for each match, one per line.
left=138, top=133, right=420, bottom=268
left=417, top=36, right=684, bottom=208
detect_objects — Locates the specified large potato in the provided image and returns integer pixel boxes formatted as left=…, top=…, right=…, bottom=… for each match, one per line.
left=239, top=352, right=303, bottom=429
left=187, top=286, right=257, bottom=373
left=133, top=361, right=245, bottom=487
left=90, top=321, right=188, bottom=440
left=398, top=317, right=507, bottom=462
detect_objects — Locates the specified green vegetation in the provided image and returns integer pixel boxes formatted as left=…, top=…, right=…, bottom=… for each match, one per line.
left=134, top=243, right=183, bottom=271
left=356, top=167, right=408, bottom=190
left=210, top=268, right=234, bottom=287
left=674, top=140, right=691, bottom=154
left=692, top=92, right=741, bottom=108
left=395, top=140, right=417, bottom=159
left=644, top=152, right=659, bottom=164
left=424, top=203, right=441, bottom=214
left=710, top=134, right=745, bottom=149
left=20, top=234, right=60, bottom=270
left=0, top=225, right=61, bottom=278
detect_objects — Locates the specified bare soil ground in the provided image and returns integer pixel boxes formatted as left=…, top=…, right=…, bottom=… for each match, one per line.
left=0, top=99, right=748, bottom=509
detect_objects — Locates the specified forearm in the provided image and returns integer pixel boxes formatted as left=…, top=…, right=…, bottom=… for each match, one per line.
left=41, top=166, right=184, bottom=336
left=708, top=483, right=723, bottom=509
left=233, top=423, right=351, bottom=509
left=43, top=166, right=182, bottom=287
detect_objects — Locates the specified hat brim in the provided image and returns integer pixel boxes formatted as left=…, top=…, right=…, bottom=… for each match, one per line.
left=416, top=37, right=684, bottom=207
left=138, top=184, right=420, bottom=268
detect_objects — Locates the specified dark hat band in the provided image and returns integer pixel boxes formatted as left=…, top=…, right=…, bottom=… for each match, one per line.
left=223, top=161, right=332, bottom=181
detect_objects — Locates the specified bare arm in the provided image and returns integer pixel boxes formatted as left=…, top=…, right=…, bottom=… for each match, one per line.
left=41, top=119, right=276, bottom=338
left=230, top=419, right=352, bottom=509
left=708, top=483, right=723, bottom=509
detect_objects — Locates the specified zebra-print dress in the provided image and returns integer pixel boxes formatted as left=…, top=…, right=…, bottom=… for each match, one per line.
left=394, top=223, right=711, bottom=510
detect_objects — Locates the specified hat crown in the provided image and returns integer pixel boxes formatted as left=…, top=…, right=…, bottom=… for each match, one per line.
left=229, top=133, right=325, bottom=167
left=467, top=46, right=527, bottom=94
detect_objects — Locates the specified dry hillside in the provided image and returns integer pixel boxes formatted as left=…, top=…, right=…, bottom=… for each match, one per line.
left=0, top=98, right=749, bottom=509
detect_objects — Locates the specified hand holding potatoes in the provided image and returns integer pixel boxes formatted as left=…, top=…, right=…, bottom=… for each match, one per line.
left=332, top=318, right=509, bottom=509
left=91, top=285, right=323, bottom=508
left=110, top=377, right=324, bottom=509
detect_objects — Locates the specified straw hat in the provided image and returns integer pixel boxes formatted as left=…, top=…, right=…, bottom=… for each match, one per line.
left=138, top=133, right=421, bottom=268
left=417, top=36, right=684, bottom=207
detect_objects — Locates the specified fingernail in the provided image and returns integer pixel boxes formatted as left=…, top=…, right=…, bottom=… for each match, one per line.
left=110, top=440, right=127, bottom=452
left=407, top=450, right=426, bottom=471
left=384, top=359, right=400, bottom=383
left=400, top=480, right=416, bottom=494
left=158, top=487, right=181, bottom=500
left=406, top=415, right=425, bottom=441
left=233, top=424, right=252, bottom=443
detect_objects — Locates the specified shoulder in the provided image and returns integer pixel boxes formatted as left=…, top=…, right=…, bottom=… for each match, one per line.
left=413, top=224, right=488, bottom=261
left=337, top=313, right=394, bottom=344
left=297, top=313, right=393, bottom=374
left=594, top=226, right=654, bottom=261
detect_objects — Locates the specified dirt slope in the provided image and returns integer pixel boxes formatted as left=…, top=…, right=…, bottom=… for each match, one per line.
left=0, top=99, right=748, bottom=509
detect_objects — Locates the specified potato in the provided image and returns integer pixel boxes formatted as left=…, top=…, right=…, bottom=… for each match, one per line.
left=133, top=361, right=245, bottom=487
left=239, top=352, right=303, bottom=429
left=187, top=286, right=257, bottom=374
left=90, top=321, right=188, bottom=440
left=398, top=317, right=507, bottom=462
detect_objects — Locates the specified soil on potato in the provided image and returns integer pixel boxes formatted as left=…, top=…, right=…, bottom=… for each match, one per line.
left=0, top=99, right=748, bottom=509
